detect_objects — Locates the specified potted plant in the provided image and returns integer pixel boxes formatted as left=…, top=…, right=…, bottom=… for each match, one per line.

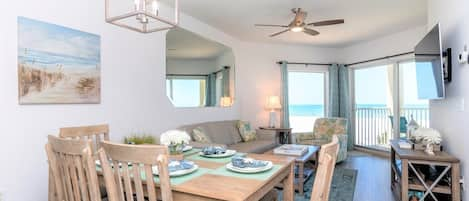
left=414, top=128, right=442, bottom=155
left=160, top=130, right=191, bottom=155
left=124, top=134, right=156, bottom=145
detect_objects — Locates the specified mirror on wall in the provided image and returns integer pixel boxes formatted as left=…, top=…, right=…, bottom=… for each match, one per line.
left=166, top=28, right=235, bottom=108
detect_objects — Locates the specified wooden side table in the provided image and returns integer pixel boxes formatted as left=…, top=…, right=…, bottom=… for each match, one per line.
left=390, top=140, right=460, bottom=201
left=259, top=127, right=292, bottom=144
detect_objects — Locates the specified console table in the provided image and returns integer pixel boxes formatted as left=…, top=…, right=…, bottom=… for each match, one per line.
left=259, top=127, right=292, bottom=144
left=390, top=140, right=460, bottom=201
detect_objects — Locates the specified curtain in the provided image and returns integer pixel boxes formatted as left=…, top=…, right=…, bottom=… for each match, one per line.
left=280, top=61, right=290, bottom=128
left=328, top=64, right=353, bottom=150
left=222, top=67, right=230, bottom=97
left=205, top=73, right=216, bottom=106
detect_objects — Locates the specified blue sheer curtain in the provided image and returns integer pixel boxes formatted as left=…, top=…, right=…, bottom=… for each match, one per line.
left=329, top=64, right=353, bottom=149
left=280, top=61, right=290, bottom=128
left=222, top=67, right=230, bottom=97
left=205, top=73, right=216, bottom=106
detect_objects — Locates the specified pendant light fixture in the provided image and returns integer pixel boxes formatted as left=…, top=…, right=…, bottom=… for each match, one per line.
left=105, top=0, right=179, bottom=33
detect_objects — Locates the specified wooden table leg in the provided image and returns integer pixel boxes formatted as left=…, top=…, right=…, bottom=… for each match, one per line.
left=452, top=163, right=461, bottom=201
left=283, top=163, right=294, bottom=201
left=298, top=162, right=304, bottom=195
left=401, top=159, right=408, bottom=201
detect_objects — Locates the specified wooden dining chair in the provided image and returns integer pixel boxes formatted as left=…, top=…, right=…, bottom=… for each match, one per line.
left=45, top=135, right=101, bottom=201
left=98, top=141, right=173, bottom=201
left=59, top=124, right=109, bottom=154
left=310, top=135, right=340, bottom=201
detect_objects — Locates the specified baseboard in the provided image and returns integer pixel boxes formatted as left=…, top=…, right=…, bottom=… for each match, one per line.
left=353, top=146, right=390, bottom=158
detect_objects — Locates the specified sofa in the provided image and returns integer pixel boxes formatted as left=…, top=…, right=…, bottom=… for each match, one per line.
left=294, top=117, right=348, bottom=163
left=177, top=120, right=277, bottom=154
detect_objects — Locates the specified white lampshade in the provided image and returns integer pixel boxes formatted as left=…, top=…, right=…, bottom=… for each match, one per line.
left=265, top=96, right=282, bottom=110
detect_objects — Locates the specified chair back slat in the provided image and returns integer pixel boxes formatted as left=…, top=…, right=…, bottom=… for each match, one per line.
left=46, top=135, right=101, bottom=201
left=310, top=135, right=340, bottom=201
left=98, top=142, right=173, bottom=201
left=60, top=124, right=109, bottom=154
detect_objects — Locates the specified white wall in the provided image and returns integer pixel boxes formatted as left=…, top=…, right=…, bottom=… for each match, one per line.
left=341, top=26, right=427, bottom=64
left=0, top=0, right=244, bottom=200
left=166, top=58, right=217, bottom=75
left=428, top=1, right=469, bottom=199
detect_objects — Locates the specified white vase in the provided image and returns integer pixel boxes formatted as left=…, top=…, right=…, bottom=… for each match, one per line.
left=425, top=143, right=435, bottom=155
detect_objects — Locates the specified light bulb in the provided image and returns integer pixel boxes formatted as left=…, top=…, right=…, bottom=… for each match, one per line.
left=151, top=0, right=159, bottom=15
left=290, top=26, right=304, bottom=33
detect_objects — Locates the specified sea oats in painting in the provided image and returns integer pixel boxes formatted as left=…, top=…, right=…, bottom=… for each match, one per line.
left=18, top=17, right=101, bottom=104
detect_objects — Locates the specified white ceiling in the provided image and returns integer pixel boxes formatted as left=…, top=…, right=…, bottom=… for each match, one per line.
left=176, top=0, right=428, bottom=47
left=166, top=28, right=230, bottom=59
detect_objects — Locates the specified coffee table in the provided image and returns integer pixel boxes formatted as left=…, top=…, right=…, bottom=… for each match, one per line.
left=265, top=145, right=320, bottom=195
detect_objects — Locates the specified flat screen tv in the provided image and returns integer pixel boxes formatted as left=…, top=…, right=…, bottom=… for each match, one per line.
left=414, top=24, right=446, bottom=99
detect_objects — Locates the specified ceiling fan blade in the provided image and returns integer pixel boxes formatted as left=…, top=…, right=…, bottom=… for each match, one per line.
left=269, top=29, right=290, bottom=37
left=303, top=28, right=320, bottom=36
left=307, top=19, right=345, bottom=26
left=255, top=24, right=289, bottom=28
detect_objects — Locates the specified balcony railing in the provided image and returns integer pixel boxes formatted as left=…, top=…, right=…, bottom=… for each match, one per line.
left=354, top=107, right=429, bottom=150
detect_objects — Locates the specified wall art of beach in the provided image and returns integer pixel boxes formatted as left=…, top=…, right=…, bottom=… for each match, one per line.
left=18, top=17, right=101, bottom=104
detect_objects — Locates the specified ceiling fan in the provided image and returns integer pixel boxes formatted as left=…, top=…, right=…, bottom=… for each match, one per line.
left=255, top=8, right=344, bottom=37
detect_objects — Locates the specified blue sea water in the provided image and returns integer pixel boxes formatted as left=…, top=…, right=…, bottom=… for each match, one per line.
left=289, top=104, right=428, bottom=116
left=18, top=48, right=100, bottom=69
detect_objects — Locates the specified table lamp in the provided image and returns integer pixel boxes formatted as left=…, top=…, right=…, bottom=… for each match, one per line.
left=220, top=96, right=233, bottom=107
left=265, top=96, right=282, bottom=128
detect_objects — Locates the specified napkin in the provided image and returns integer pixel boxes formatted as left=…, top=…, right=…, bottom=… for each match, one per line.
left=202, top=146, right=226, bottom=155
left=168, top=160, right=194, bottom=172
left=231, top=155, right=268, bottom=168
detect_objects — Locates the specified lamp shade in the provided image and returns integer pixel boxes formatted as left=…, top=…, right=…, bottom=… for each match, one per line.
left=265, top=96, right=282, bottom=110
left=220, top=97, right=233, bottom=107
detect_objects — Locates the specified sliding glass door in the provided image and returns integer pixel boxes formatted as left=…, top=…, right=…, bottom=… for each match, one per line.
left=288, top=70, right=328, bottom=133
left=352, top=61, right=429, bottom=151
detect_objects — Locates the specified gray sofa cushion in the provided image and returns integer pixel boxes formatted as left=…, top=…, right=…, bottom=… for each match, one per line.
left=228, top=140, right=277, bottom=154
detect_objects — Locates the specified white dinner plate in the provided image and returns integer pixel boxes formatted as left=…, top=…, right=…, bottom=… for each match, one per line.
left=225, top=161, right=273, bottom=174
left=183, top=146, right=193, bottom=152
left=199, top=149, right=237, bottom=158
left=153, top=164, right=199, bottom=177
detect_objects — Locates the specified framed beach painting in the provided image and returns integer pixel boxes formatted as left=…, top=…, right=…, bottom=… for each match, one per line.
left=18, top=17, right=101, bottom=104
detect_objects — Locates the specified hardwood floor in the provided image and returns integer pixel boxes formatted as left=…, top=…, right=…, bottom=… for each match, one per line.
left=337, top=151, right=395, bottom=201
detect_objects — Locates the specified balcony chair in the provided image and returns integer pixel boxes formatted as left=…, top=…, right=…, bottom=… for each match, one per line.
left=294, top=118, right=348, bottom=163
left=388, top=116, right=408, bottom=137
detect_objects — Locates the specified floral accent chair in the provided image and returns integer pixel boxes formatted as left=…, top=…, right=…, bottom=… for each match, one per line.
left=294, top=118, right=348, bottom=163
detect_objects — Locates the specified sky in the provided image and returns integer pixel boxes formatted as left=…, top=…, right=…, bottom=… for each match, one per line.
left=167, top=79, right=202, bottom=107
left=355, top=62, right=428, bottom=106
left=288, top=72, right=325, bottom=105
left=18, top=17, right=100, bottom=62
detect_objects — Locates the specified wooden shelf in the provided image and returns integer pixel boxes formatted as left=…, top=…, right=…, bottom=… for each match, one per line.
left=408, top=181, right=452, bottom=194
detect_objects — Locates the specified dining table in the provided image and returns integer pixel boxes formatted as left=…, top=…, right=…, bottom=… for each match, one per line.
left=95, top=148, right=296, bottom=201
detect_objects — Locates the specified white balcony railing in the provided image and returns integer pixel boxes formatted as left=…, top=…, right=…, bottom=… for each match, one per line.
left=354, top=107, right=429, bottom=150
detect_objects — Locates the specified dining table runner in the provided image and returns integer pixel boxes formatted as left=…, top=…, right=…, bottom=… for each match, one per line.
left=208, top=165, right=282, bottom=181
left=183, top=148, right=201, bottom=157
left=186, top=153, right=236, bottom=163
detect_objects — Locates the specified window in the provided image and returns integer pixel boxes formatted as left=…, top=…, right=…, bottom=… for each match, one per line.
left=166, top=77, right=206, bottom=107
left=288, top=71, right=327, bottom=132
left=352, top=61, right=429, bottom=150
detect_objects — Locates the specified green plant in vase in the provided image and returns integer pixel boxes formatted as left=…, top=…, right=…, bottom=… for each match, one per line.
left=160, top=130, right=191, bottom=155
left=124, top=134, right=156, bottom=145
